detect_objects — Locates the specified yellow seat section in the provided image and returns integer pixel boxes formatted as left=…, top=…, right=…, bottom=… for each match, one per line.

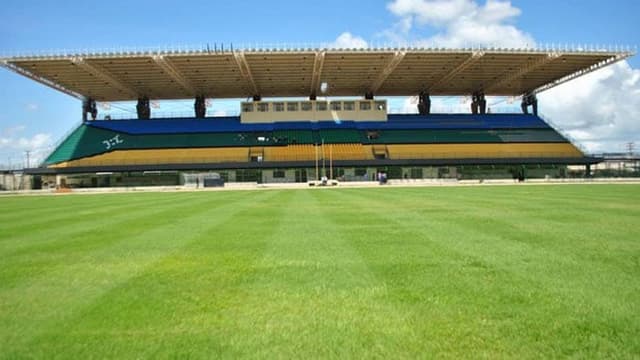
left=321, top=143, right=374, bottom=160
left=386, top=143, right=583, bottom=159
left=50, top=147, right=249, bottom=167
left=263, top=145, right=316, bottom=161
left=263, top=144, right=375, bottom=162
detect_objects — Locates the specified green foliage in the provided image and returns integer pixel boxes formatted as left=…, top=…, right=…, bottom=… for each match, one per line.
left=1, top=185, right=639, bottom=358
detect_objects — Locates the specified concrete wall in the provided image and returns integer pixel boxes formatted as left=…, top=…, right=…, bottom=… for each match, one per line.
left=0, top=173, right=32, bottom=191
left=241, top=100, right=387, bottom=123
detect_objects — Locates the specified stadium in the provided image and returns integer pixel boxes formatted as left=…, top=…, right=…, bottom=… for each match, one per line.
left=1, top=42, right=640, bottom=358
left=1, top=46, right=634, bottom=188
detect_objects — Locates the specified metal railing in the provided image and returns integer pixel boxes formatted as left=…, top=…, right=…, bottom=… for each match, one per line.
left=1, top=43, right=635, bottom=60
left=538, top=113, right=589, bottom=155
left=57, top=151, right=585, bottom=168
left=38, top=120, right=83, bottom=167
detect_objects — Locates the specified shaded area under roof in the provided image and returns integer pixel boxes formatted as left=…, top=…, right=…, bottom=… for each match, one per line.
left=1, top=47, right=633, bottom=101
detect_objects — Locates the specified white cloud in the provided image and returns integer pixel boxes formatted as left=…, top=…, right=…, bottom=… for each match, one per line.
left=376, top=0, right=638, bottom=152
left=1, top=125, right=26, bottom=137
left=388, top=0, right=476, bottom=26
left=384, top=0, right=535, bottom=48
left=331, top=32, right=368, bottom=49
left=0, top=131, right=53, bottom=167
left=25, top=103, right=39, bottom=112
left=0, top=132, right=52, bottom=150
left=539, top=61, right=640, bottom=154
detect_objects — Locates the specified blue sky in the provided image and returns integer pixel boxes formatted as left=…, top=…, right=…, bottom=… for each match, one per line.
left=1, top=0, right=639, bottom=167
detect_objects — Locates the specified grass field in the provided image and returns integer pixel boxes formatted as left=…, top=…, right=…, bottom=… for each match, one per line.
left=1, top=184, right=639, bottom=358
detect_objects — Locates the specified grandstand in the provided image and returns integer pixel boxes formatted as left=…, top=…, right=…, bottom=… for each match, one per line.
left=0, top=47, right=633, bottom=186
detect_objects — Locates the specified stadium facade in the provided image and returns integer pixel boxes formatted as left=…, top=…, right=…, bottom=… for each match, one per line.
left=1, top=46, right=633, bottom=187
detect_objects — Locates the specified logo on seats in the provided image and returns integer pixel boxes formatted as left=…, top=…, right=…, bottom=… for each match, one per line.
left=102, top=134, right=124, bottom=150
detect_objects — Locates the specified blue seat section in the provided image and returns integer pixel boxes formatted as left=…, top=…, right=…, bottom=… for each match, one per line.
left=88, top=114, right=551, bottom=135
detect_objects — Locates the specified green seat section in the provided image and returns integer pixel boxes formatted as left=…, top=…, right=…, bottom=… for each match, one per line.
left=138, top=132, right=272, bottom=147
left=367, top=130, right=500, bottom=144
left=45, top=125, right=126, bottom=165
left=367, top=129, right=568, bottom=144
left=318, top=129, right=363, bottom=143
left=272, top=130, right=315, bottom=144
left=45, top=126, right=280, bottom=165
left=496, top=129, right=567, bottom=142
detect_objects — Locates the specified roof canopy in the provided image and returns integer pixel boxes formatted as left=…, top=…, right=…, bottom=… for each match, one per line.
left=1, top=47, right=633, bottom=101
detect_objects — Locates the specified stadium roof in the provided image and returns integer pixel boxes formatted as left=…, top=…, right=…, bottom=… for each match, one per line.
left=0, top=47, right=633, bottom=101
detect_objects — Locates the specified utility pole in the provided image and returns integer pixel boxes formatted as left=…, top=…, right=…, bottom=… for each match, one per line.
left=626, top=142, right=635, bottom=157
left=25, top=150, right=31, bottom=169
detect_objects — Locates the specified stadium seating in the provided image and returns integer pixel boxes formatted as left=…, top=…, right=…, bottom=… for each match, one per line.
left=386, top=143, right=583, bottom=160
left=263, top=145, right=316, bottom=162
left=52, top=147, right=249, bottom=167
left=44, top=113, right=585, bottom=167
left=321, top=144, right=374, bottom=161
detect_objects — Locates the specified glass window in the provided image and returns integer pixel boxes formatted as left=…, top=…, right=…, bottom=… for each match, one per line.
left=257, top=103, right=269, bottom=112
left=359, top=101, right=371, bottom=111
left=273, top=102, right=285, bottom=112
left=287, top=102, right=299, bottom=112
left=343, top=101, right=355, bottom=111
left=273, top=170, right=286, bottom=178
left=375, top=101, right=386, bottom=111
left=330, top=101, right=342, bottom=111
left=301, top=102, right=312, bottom=111
left=316, top=102, right=328, bottom=111
left=242, top=103, right=254, bottom=112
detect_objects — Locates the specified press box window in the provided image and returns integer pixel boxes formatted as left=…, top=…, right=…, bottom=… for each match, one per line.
left=287, top=102, right=299, bottom=112
left=375, top=101, right=386, bottom=111
left=330, top=102, right=342, bottom=111
left=359, top=101, right=371, bottom=111
left=273, top=170, right=286, bottom=178
left=257, top=103, right=269, bottom=112
left=316, top=102, right=328, bottom=111
left=301, top=102, right=312, bottom=111
left=242, top=103, right=254, bottom=112
left=343, top=101, right=355, bottom=111
left=273, top=102, right=285, bottom=112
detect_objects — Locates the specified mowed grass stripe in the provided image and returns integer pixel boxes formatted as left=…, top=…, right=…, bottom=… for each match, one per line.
left=0, top=185, right=638, bottom=358
left=13, top=190, right=283, bottom=359
left=325, top=186, right=640, bottom=356
left=0, top=192, right=202, bottom=240
left=217, top=189, right=419, bottom=358
left=317, top=188, right=527, bottom=357
left=0, top=190, right=279, bottom=356
left=0, top=192, right=248, bottom=287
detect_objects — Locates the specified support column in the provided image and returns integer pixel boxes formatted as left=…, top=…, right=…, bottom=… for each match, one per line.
left=82, top=98, right=97, bottom=121
left=417, top=91, right=431, bottom=115
left=136, top=96, right=150, bottom=120
left=478, top=92, right=486, bottom=114
left=470, top=93, right=479, bottom=114
left=194, top=95, right=206, bottom=118
left=521, top=93, right=538, bottom=116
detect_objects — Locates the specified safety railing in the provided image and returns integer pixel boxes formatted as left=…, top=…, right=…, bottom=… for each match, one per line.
left=385, top=151, right=584, bottom=159
left=37, top=120, right=84, bottom=167
left=538, top=113, right=589, bottom=155
left=2, top=43, right=635, bottom=60
left=55, top=150, right=588, bottom=168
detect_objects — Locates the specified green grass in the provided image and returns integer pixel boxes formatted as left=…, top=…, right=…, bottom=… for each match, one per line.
left=1, top=184, right=639, bottom=358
